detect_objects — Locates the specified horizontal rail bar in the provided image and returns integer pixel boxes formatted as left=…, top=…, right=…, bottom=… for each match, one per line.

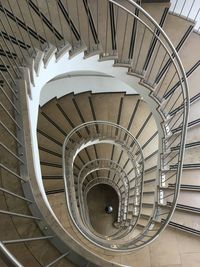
left=44, top=251, right=70, bottom=267
left=0, top=187, right=33, bottom=203
left=0, top=163, right=26, bottom=181
left=0, top=210, right=41, bottom=220
left=2, top=236, right=54, bottom=244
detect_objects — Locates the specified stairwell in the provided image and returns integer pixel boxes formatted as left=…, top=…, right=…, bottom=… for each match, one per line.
left=0, top=0, right=200, bottom=267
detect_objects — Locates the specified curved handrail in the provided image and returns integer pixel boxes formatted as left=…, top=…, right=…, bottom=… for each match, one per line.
left=61, top=0, right=189, bottom=251
left=63, top=121, right=145, bottom=250
left=106, top=0, right=189, bottom=249
left=77, top=159, right=131, bottom=227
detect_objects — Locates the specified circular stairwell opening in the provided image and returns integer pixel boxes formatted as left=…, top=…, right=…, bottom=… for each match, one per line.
left=87, top=184, right=119, bottom=236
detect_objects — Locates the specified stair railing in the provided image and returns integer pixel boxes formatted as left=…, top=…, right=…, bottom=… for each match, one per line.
left=0, top=0, right=189, bottom=257
left=63, top=120, right=144, bottom=250
left=77, top=159, right=131, bottom=228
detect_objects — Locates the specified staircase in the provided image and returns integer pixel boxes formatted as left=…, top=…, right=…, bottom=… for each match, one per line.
left=0, top=0, right=200, bottom=266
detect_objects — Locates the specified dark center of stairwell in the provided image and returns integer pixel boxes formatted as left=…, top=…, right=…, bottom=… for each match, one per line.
left=87, top=184, right=119, bottom=236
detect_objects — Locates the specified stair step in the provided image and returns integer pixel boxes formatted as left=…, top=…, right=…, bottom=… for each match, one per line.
left=167, top=220, right=200, bottom=236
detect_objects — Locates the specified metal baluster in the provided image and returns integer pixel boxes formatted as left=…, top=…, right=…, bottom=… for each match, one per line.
left=194, top=8, right=200, bottom=21
left=76, top=0, right=81, bottom=41
left=85, top=0, right=91, bottom=51
left=180, top=0, right=187, bottom=16
left=66, top=0, right=74, bottom=47
left=0, top=85, right=19, bottom=113
left=167, top=92, right=183, bottom=114
left=161, top=79, right=179, bottom=113
left=164, top=151, right=179, bottom=166
left=165, top=134, right=181, bottom=150
left=163, top=172, right=176, bottom=183
left=56, top=0, right=66, bottom=46
left=44, top=252, right=70, bottom=267
left=187, top=0, right=196, bottom=19
left=0, top=36, right=21, bottom=75
left=173, top=0, right=179, bottom=13
left=145, top=42, right=162, bottom=83
left=0, top=10, right=27, bottom=62
left=6, top=0, right=32, bottom=57
left=121, top=12, right=128, bottom=61
left=35, top=0, right=49, bottom=49
left=15, top=0, right=40, bottom=51
left=0, top=46, right=20, bottom=78
left=166, top=112, right=183, bottom=133
left=46, top=0, right=58, bottom=48
left=0, top=163, right=26, bottom=181
left=2, top=236, right=53, bottom=244
left=25, top=0, right=47, bottom=51
left=0, top=56, right=17, bottom=83
left=134, top=25, right=147, bottom=73
left=96, top=0, right=99, bottom=47
left=1, top=143, right=24, bottom=163
left=0, top=101, right=21, bottom=129
left=105, top=1, right=109, bottom=55
left=0, top=187, right=32, bottom=203
left=0, top=70, right=17, bottom=97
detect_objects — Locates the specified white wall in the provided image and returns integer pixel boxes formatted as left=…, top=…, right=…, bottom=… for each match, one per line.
left=40, top=72, right=137, bottom=106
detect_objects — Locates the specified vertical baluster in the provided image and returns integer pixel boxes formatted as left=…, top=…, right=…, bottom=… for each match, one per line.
left=180, top=0, right=187, bottom=16
left=66, top=0, right=74, bottom=48
left=0, top=46, right=20, bottom=78
left=7, top=0, right=32, bottom=57
left=134, top=26, right=147, bottom=73
left=173, top=0, right=179, bottom=13
left=56, top=0, right=66, bottom=46
left=0, top=34, right=21, bottom=74
left=14, top=0, right=39, bottom=51
left=46, top=1, right=58, bottom=49
left=120, top=13, right=128, bottom=62
left=145, top=42, right=162, bottom=84
left=0, top=69, right=17, bottom=97
left=105, top=1, right=109, bottom=55
left=0, top=10, right=27, bottom=62
left=76, top=0, right=81, bottom=41
left=0, top=56, right=16, bottom=84
left=194, top=8, right=200, bottom=22
left=187, top=0, right=195, bottom=19
left=35, top=0, right=49, bottom=49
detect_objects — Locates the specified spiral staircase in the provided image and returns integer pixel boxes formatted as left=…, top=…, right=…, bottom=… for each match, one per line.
left=0, top=0, right=200, bottom=266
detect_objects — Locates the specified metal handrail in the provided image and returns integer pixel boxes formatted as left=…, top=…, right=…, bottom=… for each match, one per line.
left=63, top=120, right=145, bottom=250
left=61, top=0, right=189, bottom=250
left=77, top=159, right=131, bottom=227
left=107, top=0, right=189, bottom=250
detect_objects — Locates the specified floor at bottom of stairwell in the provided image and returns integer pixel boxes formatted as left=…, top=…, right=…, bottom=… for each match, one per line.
left=105, top=227, right=200, bottom=267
